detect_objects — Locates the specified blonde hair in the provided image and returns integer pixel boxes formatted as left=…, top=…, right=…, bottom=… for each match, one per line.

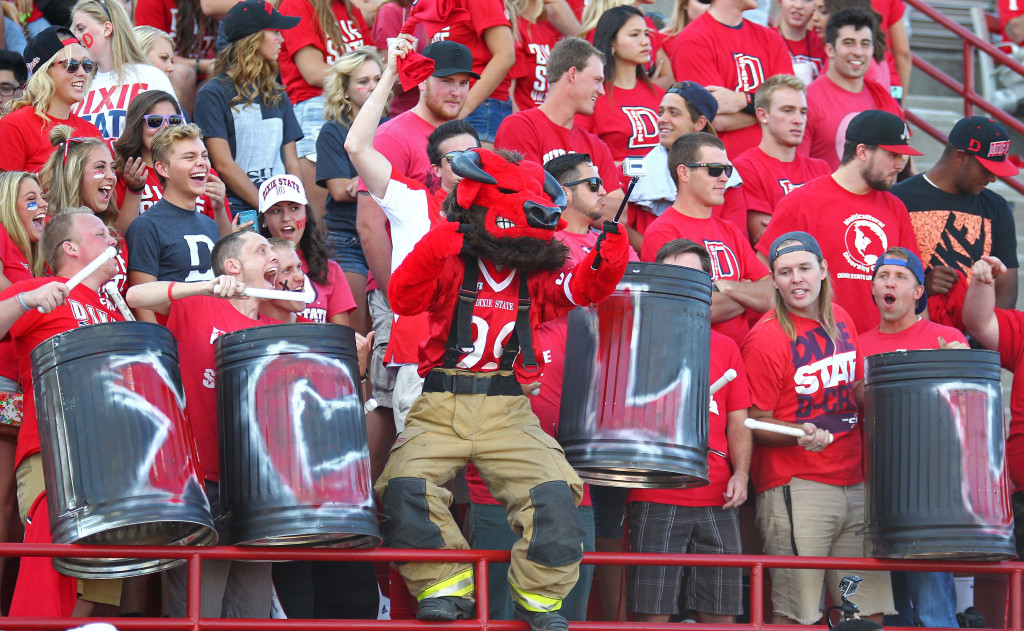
left=0, top=172, right=41, bottom=273
left=507, top=0, right=542, bottom=26
left=308, top=0, right=355, bottom=62
left=754, top=73, right=806, bottom=112
left=39, top=125, right=120, bottom=228
left=2, top=41, right=89, bottom=120
left=664, top=0, right=695, bottom=35
left=133, top=25, right=174, bottom=56
left=151, top=122, right=204, bottom=172
left=769, top=242, right=839, bottom=341
left=71, top=0, right=150, bottom=84
left=213, top=30, right=284, bottom=109
left=322, top=46, right=382, bottom=125
left=580, top=0, right=631, bottom=35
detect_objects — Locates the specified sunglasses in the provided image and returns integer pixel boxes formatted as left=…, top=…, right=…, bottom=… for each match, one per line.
left=145, top=114, right=185, bottom=128
left=55, top=58, right=95, bottom=74
left=685, top=162, right=733, bottom=178
left=562, top=176, right=603, bottom=193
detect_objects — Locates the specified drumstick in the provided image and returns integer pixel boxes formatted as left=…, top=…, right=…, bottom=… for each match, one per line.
left=211, top=282, right=316, bottom=303
left=103, top=282, right=135, bottom=321
left=710, top=369, right=737, bottom=395
left=38, top=246, right=117, bottom=312
left=743, top=418, right=834, bottom=443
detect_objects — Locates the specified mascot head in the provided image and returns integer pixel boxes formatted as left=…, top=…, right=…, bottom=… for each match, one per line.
left=444, top=148, right=570, bottom=271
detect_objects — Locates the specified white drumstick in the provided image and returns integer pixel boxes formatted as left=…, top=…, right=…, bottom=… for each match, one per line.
left=710, top=369, right=737, bottom=395
left=103, top=282, right=135, bottom=321
left=39, top=246, right=117, bottom=312
left=212, top=281, right=316, bottom=303
left=744, top=418, right=834, bottom=443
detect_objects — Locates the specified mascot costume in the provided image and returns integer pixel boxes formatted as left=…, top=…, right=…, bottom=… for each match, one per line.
left=375, top=147, right=629, bottom=631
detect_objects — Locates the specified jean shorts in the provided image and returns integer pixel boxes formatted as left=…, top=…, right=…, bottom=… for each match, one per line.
left=326, top=229, right=368, bottom=277
left=463, top=97, right=512, bottom=143
left=293, top=95, right=326, bottom=160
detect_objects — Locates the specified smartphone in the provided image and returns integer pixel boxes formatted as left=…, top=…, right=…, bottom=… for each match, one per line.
left=236, top=209, right=258, bottom=231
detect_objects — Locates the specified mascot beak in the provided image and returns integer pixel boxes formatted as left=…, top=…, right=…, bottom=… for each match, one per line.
left=523, top=201, right=563, bottom=230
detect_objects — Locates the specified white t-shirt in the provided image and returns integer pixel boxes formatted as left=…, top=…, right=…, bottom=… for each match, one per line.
left=73, top=63, right=179, bottom=139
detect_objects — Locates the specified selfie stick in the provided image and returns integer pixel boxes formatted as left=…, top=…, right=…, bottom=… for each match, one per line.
left=591, top=175, right=640, bottom=271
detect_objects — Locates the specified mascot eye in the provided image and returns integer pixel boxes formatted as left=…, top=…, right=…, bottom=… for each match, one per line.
left=497, top=187, right=516, bottom=194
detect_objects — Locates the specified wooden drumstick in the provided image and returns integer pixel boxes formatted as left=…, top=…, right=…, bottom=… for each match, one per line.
left=103, top=282, right=135, bottom=321
left=710, top=369, right=737, bottom=395
left=39, top=246, right=117, bottom=312
left=743, top=418, right=834, bottom=443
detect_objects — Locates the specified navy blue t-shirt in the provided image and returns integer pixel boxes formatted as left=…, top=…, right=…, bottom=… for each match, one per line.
left=194, top=75, right=303, bottom=213
left=316, top=119, right=358, bottom=234
left=125, top=199, right=220, bottom=281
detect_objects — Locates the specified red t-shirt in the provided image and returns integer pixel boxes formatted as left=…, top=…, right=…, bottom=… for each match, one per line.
left=757, top=175, right=921, bottom=334
left=996, top=309, right=1024, bottom=489
left=165, top=295, right=282, bottom=481
left=741, top=306, right=863, bottom=494
left=999, top=0, right=1023, bottom=42
left=870, top=0, right=906, bottom=89
left=494, top=107, right=620, bottom=194
left=510, top=17, right=562, bottom=112
left=114, top=167, right=222, bottom=220
left=0, top=278, right=123, bottom=468
left=802, top=74, right=904, bottom=170
left=134, top=0, right=216, bottom=60
left=278, top=0, right=369, bottom=105
left=0, top=226, right=33, bottom=381
left=297, top=255, right=357, bottom=323
left=859, top=318, right=967, bottom=360
left=375, top=109, right=439, bottom=191
left=465, top=229, right=604, bottom=508
left=671, top=12, right=794, bottom=157
left=629, top=330, right=751, bottom=506
left=575, top=81, right=664, bottom=172
left=641, top=210, right=768, bottom=345
left=0, top=107, right=103, bottom=174
left=732, top=147, right=830, bottom=216
left=424, top=0, right=513, bottom=102
left=779, top=29, right=827, bottom=81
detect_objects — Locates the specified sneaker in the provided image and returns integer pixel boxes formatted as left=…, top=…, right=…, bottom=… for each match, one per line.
left=415, top=596, right=476, bottom=621
left=513, top=601, right=569, bottom=631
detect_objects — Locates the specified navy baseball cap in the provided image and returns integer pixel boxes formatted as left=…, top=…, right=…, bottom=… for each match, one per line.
left=872, top=248, right=928, bottom=314
left=24, top=26, right=79, bottom=74
left=222, top=0, right=300, bottom=44
left=422, top=41, right=479, bottom=79
left=767, top=231, right=822, bottom=268
left=666, top=81, right=718, bottom=123
left=846, top=110, right=923, bottom=156
left=949, top=116, right=1019, bottom=177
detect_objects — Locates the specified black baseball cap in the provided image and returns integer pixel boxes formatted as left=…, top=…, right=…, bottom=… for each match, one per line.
left=222, top=0, right=300, bottom=44
left=666, top=81, right=718, bottom=122
left=871, top=247, right=928, bottom=314
left=24, top=26, right=79, bottom=75
left=949, top=116, right=1019, bottom=177
left=768, top=231, right=823, bottom=268
left=422, top=41, right=479, bottom=79
left=845, top=110, right=923, bottom=156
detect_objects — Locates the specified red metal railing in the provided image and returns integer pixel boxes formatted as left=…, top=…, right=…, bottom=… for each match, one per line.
left=1, top=543, right=1022, bottom=630
left=901, top=0, right=1024, bottom=197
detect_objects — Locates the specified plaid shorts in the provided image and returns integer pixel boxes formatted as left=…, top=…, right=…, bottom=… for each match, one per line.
left=626, top=502, right=743, bottom=616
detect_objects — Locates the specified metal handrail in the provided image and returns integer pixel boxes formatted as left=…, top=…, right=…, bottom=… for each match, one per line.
left=1, top=543, right=1021, bottom=630
left=902, top=0, right=1024, bottom=196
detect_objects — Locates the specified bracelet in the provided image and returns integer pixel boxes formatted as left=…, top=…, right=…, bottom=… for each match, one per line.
left=14, top=292, right=29, bottom=311
left=742, top=91, right=757, bottom=116
left=167, top=281, right=176, bottom=303
left=195, top=58, right=201, bottom=75
left=127, top=182, right=146, bottom=194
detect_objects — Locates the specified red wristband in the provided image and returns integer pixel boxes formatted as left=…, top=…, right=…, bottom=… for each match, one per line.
left=167, top=281, right=176, bottom=302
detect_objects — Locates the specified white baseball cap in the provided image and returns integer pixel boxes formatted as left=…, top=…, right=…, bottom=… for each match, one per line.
left=258, top=174, right=308, bottom=213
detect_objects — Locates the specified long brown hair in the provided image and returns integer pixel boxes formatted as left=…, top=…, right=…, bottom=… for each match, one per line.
left=770, top=245, right=839, bottom=342
left=213, top=30, right=284, bottom=109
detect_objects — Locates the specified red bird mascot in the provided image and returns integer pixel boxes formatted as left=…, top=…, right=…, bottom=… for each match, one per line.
left=375, top=148, right=629, bottom=631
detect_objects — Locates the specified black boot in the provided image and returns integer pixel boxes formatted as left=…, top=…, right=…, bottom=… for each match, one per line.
left=416, top=596, right=476, bottom=621
left=513, top=601, right=569, bottom=631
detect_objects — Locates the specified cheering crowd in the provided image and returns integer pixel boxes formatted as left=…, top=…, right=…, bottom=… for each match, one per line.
left=0, top=0, right=1021, bottom=627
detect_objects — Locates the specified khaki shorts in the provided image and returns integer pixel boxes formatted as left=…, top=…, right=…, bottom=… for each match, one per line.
left=16, top=454, right=122, bottom=606
left=367, top=288, right=396, bottom=407
left=756, top=478, right=894, bottom=624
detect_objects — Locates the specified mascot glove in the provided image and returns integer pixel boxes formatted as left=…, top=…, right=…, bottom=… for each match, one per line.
left=569, top=221, right=630, bottom=306
left=418, top=220, right=474, bottom=262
